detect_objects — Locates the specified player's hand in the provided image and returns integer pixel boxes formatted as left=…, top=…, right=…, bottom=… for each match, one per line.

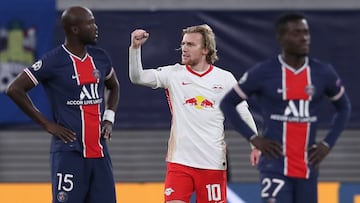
left=250, top=148, right=261, bottom=166
left=44, top=122, right=76, bottom=143
left=131, top=29, right=149, bottom=49
left=308, top=142, right=330, bottom=170
left=101, top=120, right=113, bottom=141
left=250, top=136, right=282, bottom=159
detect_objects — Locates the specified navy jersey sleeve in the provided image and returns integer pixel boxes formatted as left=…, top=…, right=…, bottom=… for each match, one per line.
left=322, top=63, right=352, bottom=147
left=323, top=63, right=344, bottom=98
left=220, top=63, right=266, bottom=140
left=25, top=48, right=62, bottom=85
left=237, top=63, right=265, bottom=98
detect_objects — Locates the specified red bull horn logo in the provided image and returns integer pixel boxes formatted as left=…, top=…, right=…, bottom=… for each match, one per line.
left=184, top=96, right=214, bottom=109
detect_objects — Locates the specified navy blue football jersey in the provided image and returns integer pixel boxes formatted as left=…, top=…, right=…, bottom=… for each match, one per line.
left=25, top=45, right=114, bottom=158
left=237, top=56, right=345, bottom=178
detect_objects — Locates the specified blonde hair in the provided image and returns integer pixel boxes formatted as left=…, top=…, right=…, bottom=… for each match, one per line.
left=182, top=24, right=219, bottom=64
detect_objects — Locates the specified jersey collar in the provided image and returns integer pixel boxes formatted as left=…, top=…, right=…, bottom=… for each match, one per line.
left=62, top=45, right=89, bottom=61
left=185, top=64, right=213, bottom=77
left=278, top=54, right=309, bottom=74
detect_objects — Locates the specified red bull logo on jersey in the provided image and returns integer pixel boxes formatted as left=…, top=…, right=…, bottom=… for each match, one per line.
left=184, top=95, right=214, bottom=109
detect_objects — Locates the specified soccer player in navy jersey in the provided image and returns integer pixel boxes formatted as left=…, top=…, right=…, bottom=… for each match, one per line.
left=220, top=13, right=351, bottom=203
left=6, top=6, right=119, bottom=203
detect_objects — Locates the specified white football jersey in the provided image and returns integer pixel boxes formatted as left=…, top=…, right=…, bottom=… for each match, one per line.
left=153, top=63, right=249, bottom=170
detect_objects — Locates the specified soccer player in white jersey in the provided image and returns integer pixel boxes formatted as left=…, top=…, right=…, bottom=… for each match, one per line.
left=129, top=24, right=260, bottom=203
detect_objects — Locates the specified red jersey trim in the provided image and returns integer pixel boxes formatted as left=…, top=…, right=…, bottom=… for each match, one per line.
left=185, top=64, right=213, bottom=77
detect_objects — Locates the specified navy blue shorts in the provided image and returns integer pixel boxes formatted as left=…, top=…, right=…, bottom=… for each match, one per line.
left=260, top=171, right=318, bottom=203
left=50, top=151, right=116, bottom=203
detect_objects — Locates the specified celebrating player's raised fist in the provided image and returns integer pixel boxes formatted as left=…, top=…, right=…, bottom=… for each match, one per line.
left=131, top=29, right=149, bottom=48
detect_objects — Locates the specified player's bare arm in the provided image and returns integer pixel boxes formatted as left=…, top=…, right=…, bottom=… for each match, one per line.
left=6, top=72, right=76, bottom=143
left=308, top=142, right=330, bottom=170
left=250, top=148, right=261, bottom=166
left=250, top=136, right=282, bottom=159
left=102, top=70, right=120, bottom=140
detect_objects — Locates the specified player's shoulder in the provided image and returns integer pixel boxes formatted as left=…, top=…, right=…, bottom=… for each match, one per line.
left=308, top=57, right=332, bottom=68
left=86, top=45, right=106, bottom=53
left=246, top=56, right=280, bottom=76
left=86, top=45, right=110, bottom=58
left=41, top=46, right=65, bottom=60
left=156, top=63, right=184, bottom=72
left=308, top=57, right=337, bottom=74
left=38, top=45, right=68, bottom=66
left=253, top=57, right=279, bottom=69
left=212, top=65, right=235, bottom=77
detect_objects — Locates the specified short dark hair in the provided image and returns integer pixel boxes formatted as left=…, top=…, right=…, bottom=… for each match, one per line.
left=275, top=12, right=306, bottom=35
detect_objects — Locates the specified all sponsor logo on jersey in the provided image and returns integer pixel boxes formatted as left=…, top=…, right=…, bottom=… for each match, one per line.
left=66, top=83, right=103, bottom=105
left=270, top=100, right=317, bottom=122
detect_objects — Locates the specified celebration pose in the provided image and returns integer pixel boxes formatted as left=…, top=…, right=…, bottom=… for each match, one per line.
left=129, top=24, right=260, bottom=203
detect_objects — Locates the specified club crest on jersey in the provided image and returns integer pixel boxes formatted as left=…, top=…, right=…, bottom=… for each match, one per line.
left=31, top=60, right=42, bottom=71
left=305, top=84, right=315, bottom=96
left=57, top=191, right=68, bottom=202
left=239, top=72, right=248, bottom=84
left=212, top=84, right=224, bottom=93
left=93, top=69, right=100, bottom=79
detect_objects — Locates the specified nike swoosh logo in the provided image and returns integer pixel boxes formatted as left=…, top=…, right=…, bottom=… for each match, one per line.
left=182, top=82, right=191, bottom=85
left=72, top=74, right=80, bottom=79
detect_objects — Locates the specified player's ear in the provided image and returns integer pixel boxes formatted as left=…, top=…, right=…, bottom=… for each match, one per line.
left=71, top=26, right=79, bottom=34
left=202, top=47, right=209, bottom=55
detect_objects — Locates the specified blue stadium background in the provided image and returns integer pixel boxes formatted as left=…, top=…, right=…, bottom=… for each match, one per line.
left=1, top=1, right=360, bottom=202
left=1, top=6, right=359, bottom=130
left=56, top=10, right=360, bottom=130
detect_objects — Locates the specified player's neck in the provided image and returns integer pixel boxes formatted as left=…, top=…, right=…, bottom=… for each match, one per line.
left=63, top=42, right=86, bottom=59
left=188, top=61, right=210, bottom=72
left=281, top=54, right=307, bottom=70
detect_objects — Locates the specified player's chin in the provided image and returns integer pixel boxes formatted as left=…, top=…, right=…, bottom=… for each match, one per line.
left=88, top=39, right=97, bottom=45
left=181, top=58, right=190, bottom=65
left=298, top=47, right=309, bottom=56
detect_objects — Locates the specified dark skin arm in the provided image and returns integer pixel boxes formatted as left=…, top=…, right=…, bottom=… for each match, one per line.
left=308, top=142, right=330, bottom=170
left=6, top=72, right=76, bottom=143
left=250, top=136, right=283, bottom=159
left=101, top=70, right=120, bottom=140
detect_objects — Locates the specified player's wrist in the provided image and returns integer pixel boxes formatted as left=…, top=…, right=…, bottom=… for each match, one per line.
left=103, top=109, right=115, bottom=124
left=249, top=134, right=257, bottom=141
left=320, top=140, right=330, bottom=149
